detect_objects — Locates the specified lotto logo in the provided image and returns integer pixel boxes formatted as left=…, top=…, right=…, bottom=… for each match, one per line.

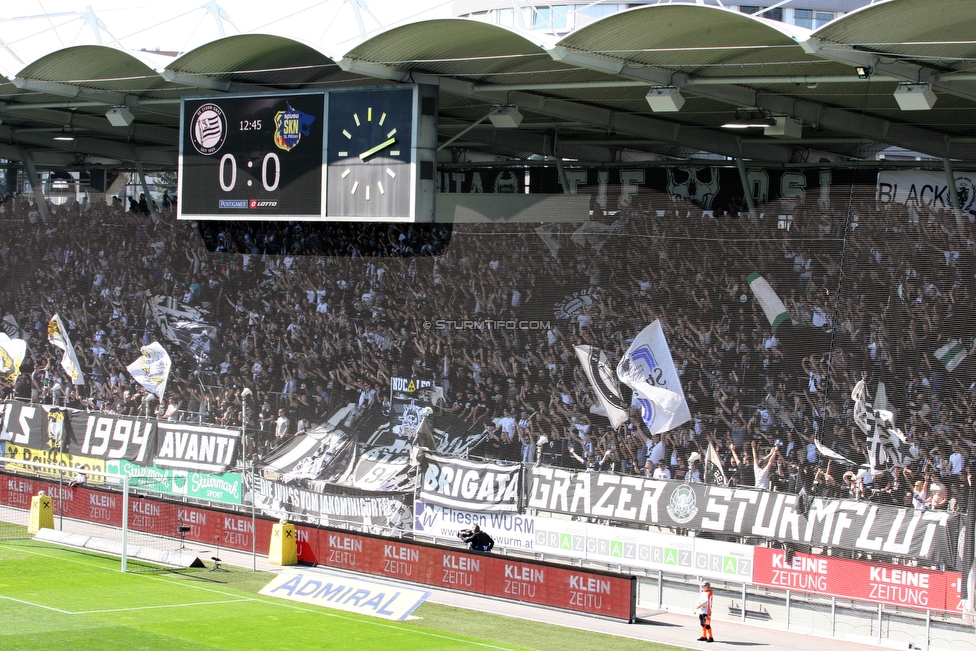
left=249, top=200, right=278, bottom=208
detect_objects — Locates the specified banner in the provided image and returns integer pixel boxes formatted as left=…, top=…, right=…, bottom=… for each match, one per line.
left=126, top=342, right=171, bottom=400
left=248, top=474, right=412, bottom=532
left=2, top=442, right=107, bottom=483
left=420, top=455, right=521, bottom=513
left=616, top=320, right=691, bottom=434
left=390, top=376, right=440, bottom=439
left=574, top=345, right=629, bottom=429
left=877, top=169, right=976, bottom=218
left=526, top=467, right=960, bottom=568
left=0, top=333, right=26, bottom=381
left=413, top=501, right=754, bottom=583
left=1, top=402, right=60, bottom=450
left=105, top=459, right=242, bottom=505
left=47, top=314, right=84, bottom=385
left=753, top=547, right=963, bottom=614
left=67, top=412, right=155, bottom=464
left=154, top=421, right=240, bottom=473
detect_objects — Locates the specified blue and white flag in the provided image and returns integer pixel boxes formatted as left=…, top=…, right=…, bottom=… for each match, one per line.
left=616, top=320, right=691, bottom=434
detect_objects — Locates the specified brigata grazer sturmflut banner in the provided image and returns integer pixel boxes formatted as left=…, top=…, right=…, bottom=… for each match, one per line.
left=420, top=454, right=522, bottom=513
left=527, top=467, right=960, bottom=568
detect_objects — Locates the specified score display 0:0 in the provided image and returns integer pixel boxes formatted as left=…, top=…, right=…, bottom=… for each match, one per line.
left=218, top=152, right=281, bottom=192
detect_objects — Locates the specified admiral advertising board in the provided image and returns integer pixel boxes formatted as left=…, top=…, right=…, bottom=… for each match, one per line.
left=527, top=467, right=960, bottom=568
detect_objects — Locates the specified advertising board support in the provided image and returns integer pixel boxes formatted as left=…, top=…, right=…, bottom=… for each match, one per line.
left=741, top=584, right=747, bottom=623
left=785, top=590, right=791, bottom=630
left=830, top=597, right=836, bottom=637
left=877, top=603, right=883, bottom=644
left=242, top=389, right=256, bottom=571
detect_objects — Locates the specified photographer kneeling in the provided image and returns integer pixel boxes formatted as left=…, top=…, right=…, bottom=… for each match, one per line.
left=459, top=524, right=494, bottom=553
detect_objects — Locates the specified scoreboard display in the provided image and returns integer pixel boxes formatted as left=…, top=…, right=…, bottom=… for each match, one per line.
left=177, top=86, right=436, bottom=222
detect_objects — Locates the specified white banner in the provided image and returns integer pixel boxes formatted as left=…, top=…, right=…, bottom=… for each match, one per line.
left=413, top=501, right=754, bottom=583
left=420, top=454, right=521, bottom=513
left=616, top=320, right=690, bottom=434
left=877, top=169, right=976, bottom=217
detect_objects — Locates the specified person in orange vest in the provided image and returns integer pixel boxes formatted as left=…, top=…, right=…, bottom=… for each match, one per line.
left=695, top=581, right=714, bottom=642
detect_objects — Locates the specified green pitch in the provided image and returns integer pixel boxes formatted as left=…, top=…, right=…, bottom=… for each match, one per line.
left=0, top=539, right=680, bottom=651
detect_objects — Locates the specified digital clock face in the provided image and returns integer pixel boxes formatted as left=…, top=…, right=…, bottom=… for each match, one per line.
left=326, top=87, right=415, bottom=220
left=178, top=93, right=325, bottom=219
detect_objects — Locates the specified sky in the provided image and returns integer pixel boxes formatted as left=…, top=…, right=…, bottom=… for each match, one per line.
left=0, top=1, right=455, bottom=70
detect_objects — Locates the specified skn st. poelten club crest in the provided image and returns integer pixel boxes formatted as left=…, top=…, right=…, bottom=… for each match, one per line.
left=274, top=103, right=316, bottom=152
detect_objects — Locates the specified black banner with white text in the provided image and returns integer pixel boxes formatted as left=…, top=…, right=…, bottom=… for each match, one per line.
left=527, top=467, right=960, bottom=567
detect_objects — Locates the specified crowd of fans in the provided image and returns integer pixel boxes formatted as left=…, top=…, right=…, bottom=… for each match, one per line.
left=0, top=181, right=973, bottom=514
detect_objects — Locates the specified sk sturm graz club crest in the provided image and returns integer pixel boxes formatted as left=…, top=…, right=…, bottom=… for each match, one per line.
left=190, top=103, right=227, bottom=155
left=666, top=484, right=699, bottom=524
left=274, top=103, right=315, bottom=152
left=46, top=410, right=65, bottom=451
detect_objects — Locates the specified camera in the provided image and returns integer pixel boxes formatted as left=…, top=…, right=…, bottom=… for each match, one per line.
left=457, top=529, right=473, bottom=539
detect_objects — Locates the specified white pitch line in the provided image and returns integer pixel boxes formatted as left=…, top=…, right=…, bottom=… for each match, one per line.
left=3, top=542, right=521, bottom=650
left=0, top=593, right=73, bottom=614
left=74, top=598, right=253, bottom=614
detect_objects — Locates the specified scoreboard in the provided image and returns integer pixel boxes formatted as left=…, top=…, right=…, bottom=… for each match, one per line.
left=177, top=85, right=437, bottom=222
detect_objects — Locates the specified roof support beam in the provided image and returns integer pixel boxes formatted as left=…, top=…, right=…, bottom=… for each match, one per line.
left=0, top=105, right=176, bottom=144
left=546, top=46, right=974, bottom=160
left=12, top=77, right=130, bottom=107
left=337, top=58, right=794, bottom=162
left=800, top=37, right=976, bottom=103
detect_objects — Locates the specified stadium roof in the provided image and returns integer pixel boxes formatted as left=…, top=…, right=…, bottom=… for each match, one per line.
left=1, top=0, right=975, bottom=175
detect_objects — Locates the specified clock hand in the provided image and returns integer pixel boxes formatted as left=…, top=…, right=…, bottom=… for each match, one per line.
left=359, top=137, right=397, bottom=162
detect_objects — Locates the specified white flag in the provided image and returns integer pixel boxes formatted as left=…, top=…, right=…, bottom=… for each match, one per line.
left=0, top=333, right=26, bottom=381
left=574, top=345, right=629, bottom=429
left=127, top=342, right=171, bottom=400
left=705, top=442, right=727, bottom=486
left=748, top=272, right=792, bottom=332
left=47, top=314, right=84, bottom=385
left=616, top=320, right=691, bottom=434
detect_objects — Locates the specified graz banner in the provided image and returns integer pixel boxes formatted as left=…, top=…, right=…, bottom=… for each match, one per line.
left=67, top=412, right=155, bottom=464
left=527, top=467, right=960, bottom=568
left=753, top=547, right=964, bottom=614
left=154, top=421, right=240, bottom=473
left=248, top=474, right=412, bottom=533
left=413, top=501, right=754, bottom=583
left=419, top=455, right=521, bottom=513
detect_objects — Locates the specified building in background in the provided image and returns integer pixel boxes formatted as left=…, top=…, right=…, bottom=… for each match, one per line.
left=454, top=0, right=876, bottom=35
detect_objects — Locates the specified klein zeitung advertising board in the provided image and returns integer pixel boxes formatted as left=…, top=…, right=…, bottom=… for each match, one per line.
left=753, top=547, right=964, bottom=613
